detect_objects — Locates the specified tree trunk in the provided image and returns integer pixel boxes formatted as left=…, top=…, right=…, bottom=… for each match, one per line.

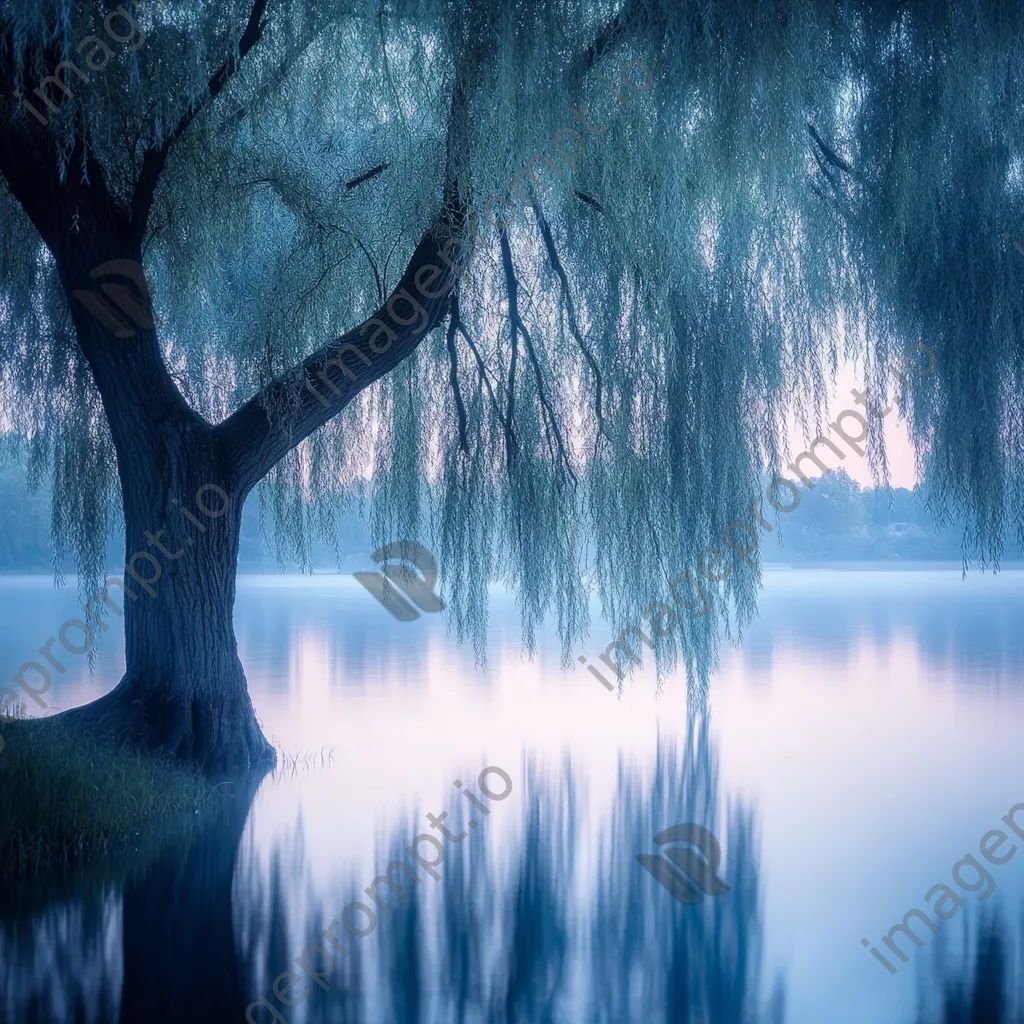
left=55, top=269, right=275, bottom=774
left=0, top=119, right=460, bottom=777
left=63, top=416, right=274, bottom=774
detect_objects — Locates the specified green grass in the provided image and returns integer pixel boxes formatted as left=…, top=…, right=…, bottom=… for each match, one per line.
left=0, top=699, right=215, bottom=885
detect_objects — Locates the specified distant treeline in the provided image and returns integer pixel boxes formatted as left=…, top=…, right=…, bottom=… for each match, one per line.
left=761, top=470, right=1020, bottom=564
left=0, top=461, right=1015, bottom=572
left=0, top=462, right=372, bottom=574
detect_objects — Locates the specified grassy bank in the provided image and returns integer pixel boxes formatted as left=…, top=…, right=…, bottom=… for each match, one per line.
left=0, top=701, right=215, bottom=884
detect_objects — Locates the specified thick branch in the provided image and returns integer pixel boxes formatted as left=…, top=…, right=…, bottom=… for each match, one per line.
left=216, top=208, right=464, bottom=492
left=130, top=0, right=268, bottom=243
left=210, top=1, right=643, bottom=492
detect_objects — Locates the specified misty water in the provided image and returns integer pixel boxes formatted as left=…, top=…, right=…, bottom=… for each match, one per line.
left=2, top=568, right=1024, bottom=1024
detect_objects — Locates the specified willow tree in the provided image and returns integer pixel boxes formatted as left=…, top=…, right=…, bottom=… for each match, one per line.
left=0, top=0, right=1021, bottom=773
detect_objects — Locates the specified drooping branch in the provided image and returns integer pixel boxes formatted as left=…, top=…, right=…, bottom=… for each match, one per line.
left=499, top=228, right=576, bottom=481
left=445, top=289, right=470, bottom=453
left=519, top=318, right=578, bottom=483
left=212, top=1, right=656, bottom=494
left=535, top=205, right=606, bottom=441
left=453, top=314, right=506, bottom=430
left=499, top=228, right=521, bottom=470
left=130, top=0, right=269, bottom=243
left=238, top=174, right=386, bottom=300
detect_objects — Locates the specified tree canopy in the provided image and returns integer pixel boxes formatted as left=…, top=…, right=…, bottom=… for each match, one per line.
left=1, top=0, right=1022, bottom=692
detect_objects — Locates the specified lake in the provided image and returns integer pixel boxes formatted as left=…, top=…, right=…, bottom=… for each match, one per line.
left=2, top=568, right=1023, bottom=1024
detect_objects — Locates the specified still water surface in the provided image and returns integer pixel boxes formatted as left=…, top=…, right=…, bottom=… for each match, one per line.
left=1, top=569, right=1023, bottom=1024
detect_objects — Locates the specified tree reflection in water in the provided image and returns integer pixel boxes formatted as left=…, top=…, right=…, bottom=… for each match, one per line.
left=1, top=718, right=784, bottom=1024
left=240, top=715, right=785, bottom=1024
left=915, top=911, right=1024, bottom=1024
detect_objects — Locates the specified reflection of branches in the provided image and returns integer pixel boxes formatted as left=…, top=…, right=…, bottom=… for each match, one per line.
left=593, top=719, right=784, bottom=1023
left=230, top=731, right=782, bottom=1023
left=916, top=910, right=1024, bottom=1024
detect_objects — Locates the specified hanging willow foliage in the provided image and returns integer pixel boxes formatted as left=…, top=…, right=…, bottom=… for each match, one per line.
left=0, top=0, right=1021, bottom=693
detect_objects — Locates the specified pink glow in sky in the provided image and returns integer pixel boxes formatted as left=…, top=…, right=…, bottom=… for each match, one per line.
left=783, top=359, right=919, bottom=490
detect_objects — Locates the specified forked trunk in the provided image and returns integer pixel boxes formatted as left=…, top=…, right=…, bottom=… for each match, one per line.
left=57, top=294, right=275, bottom=774
left=0, top=124, right=453, bottom=777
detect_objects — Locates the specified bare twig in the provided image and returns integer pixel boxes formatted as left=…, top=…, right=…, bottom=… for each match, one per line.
left=345, top=163, right=389, bottom=190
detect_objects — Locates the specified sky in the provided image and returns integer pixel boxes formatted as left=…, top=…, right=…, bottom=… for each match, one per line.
left=784, top=358, right=919, bottom=491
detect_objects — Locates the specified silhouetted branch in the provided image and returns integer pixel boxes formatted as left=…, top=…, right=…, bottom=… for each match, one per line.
left=445, top=290, right=470, bottom=453
left=575, top=190, right=605, bottom=213
left=454, top=318, right=506, bottom=430
left=499, top=228, right=520, bottom=470
left=806, top=122, right=853, bottom=174
left=345, top=163, right=389, bottom=190
left=519, top=319, right=578, bottom=484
